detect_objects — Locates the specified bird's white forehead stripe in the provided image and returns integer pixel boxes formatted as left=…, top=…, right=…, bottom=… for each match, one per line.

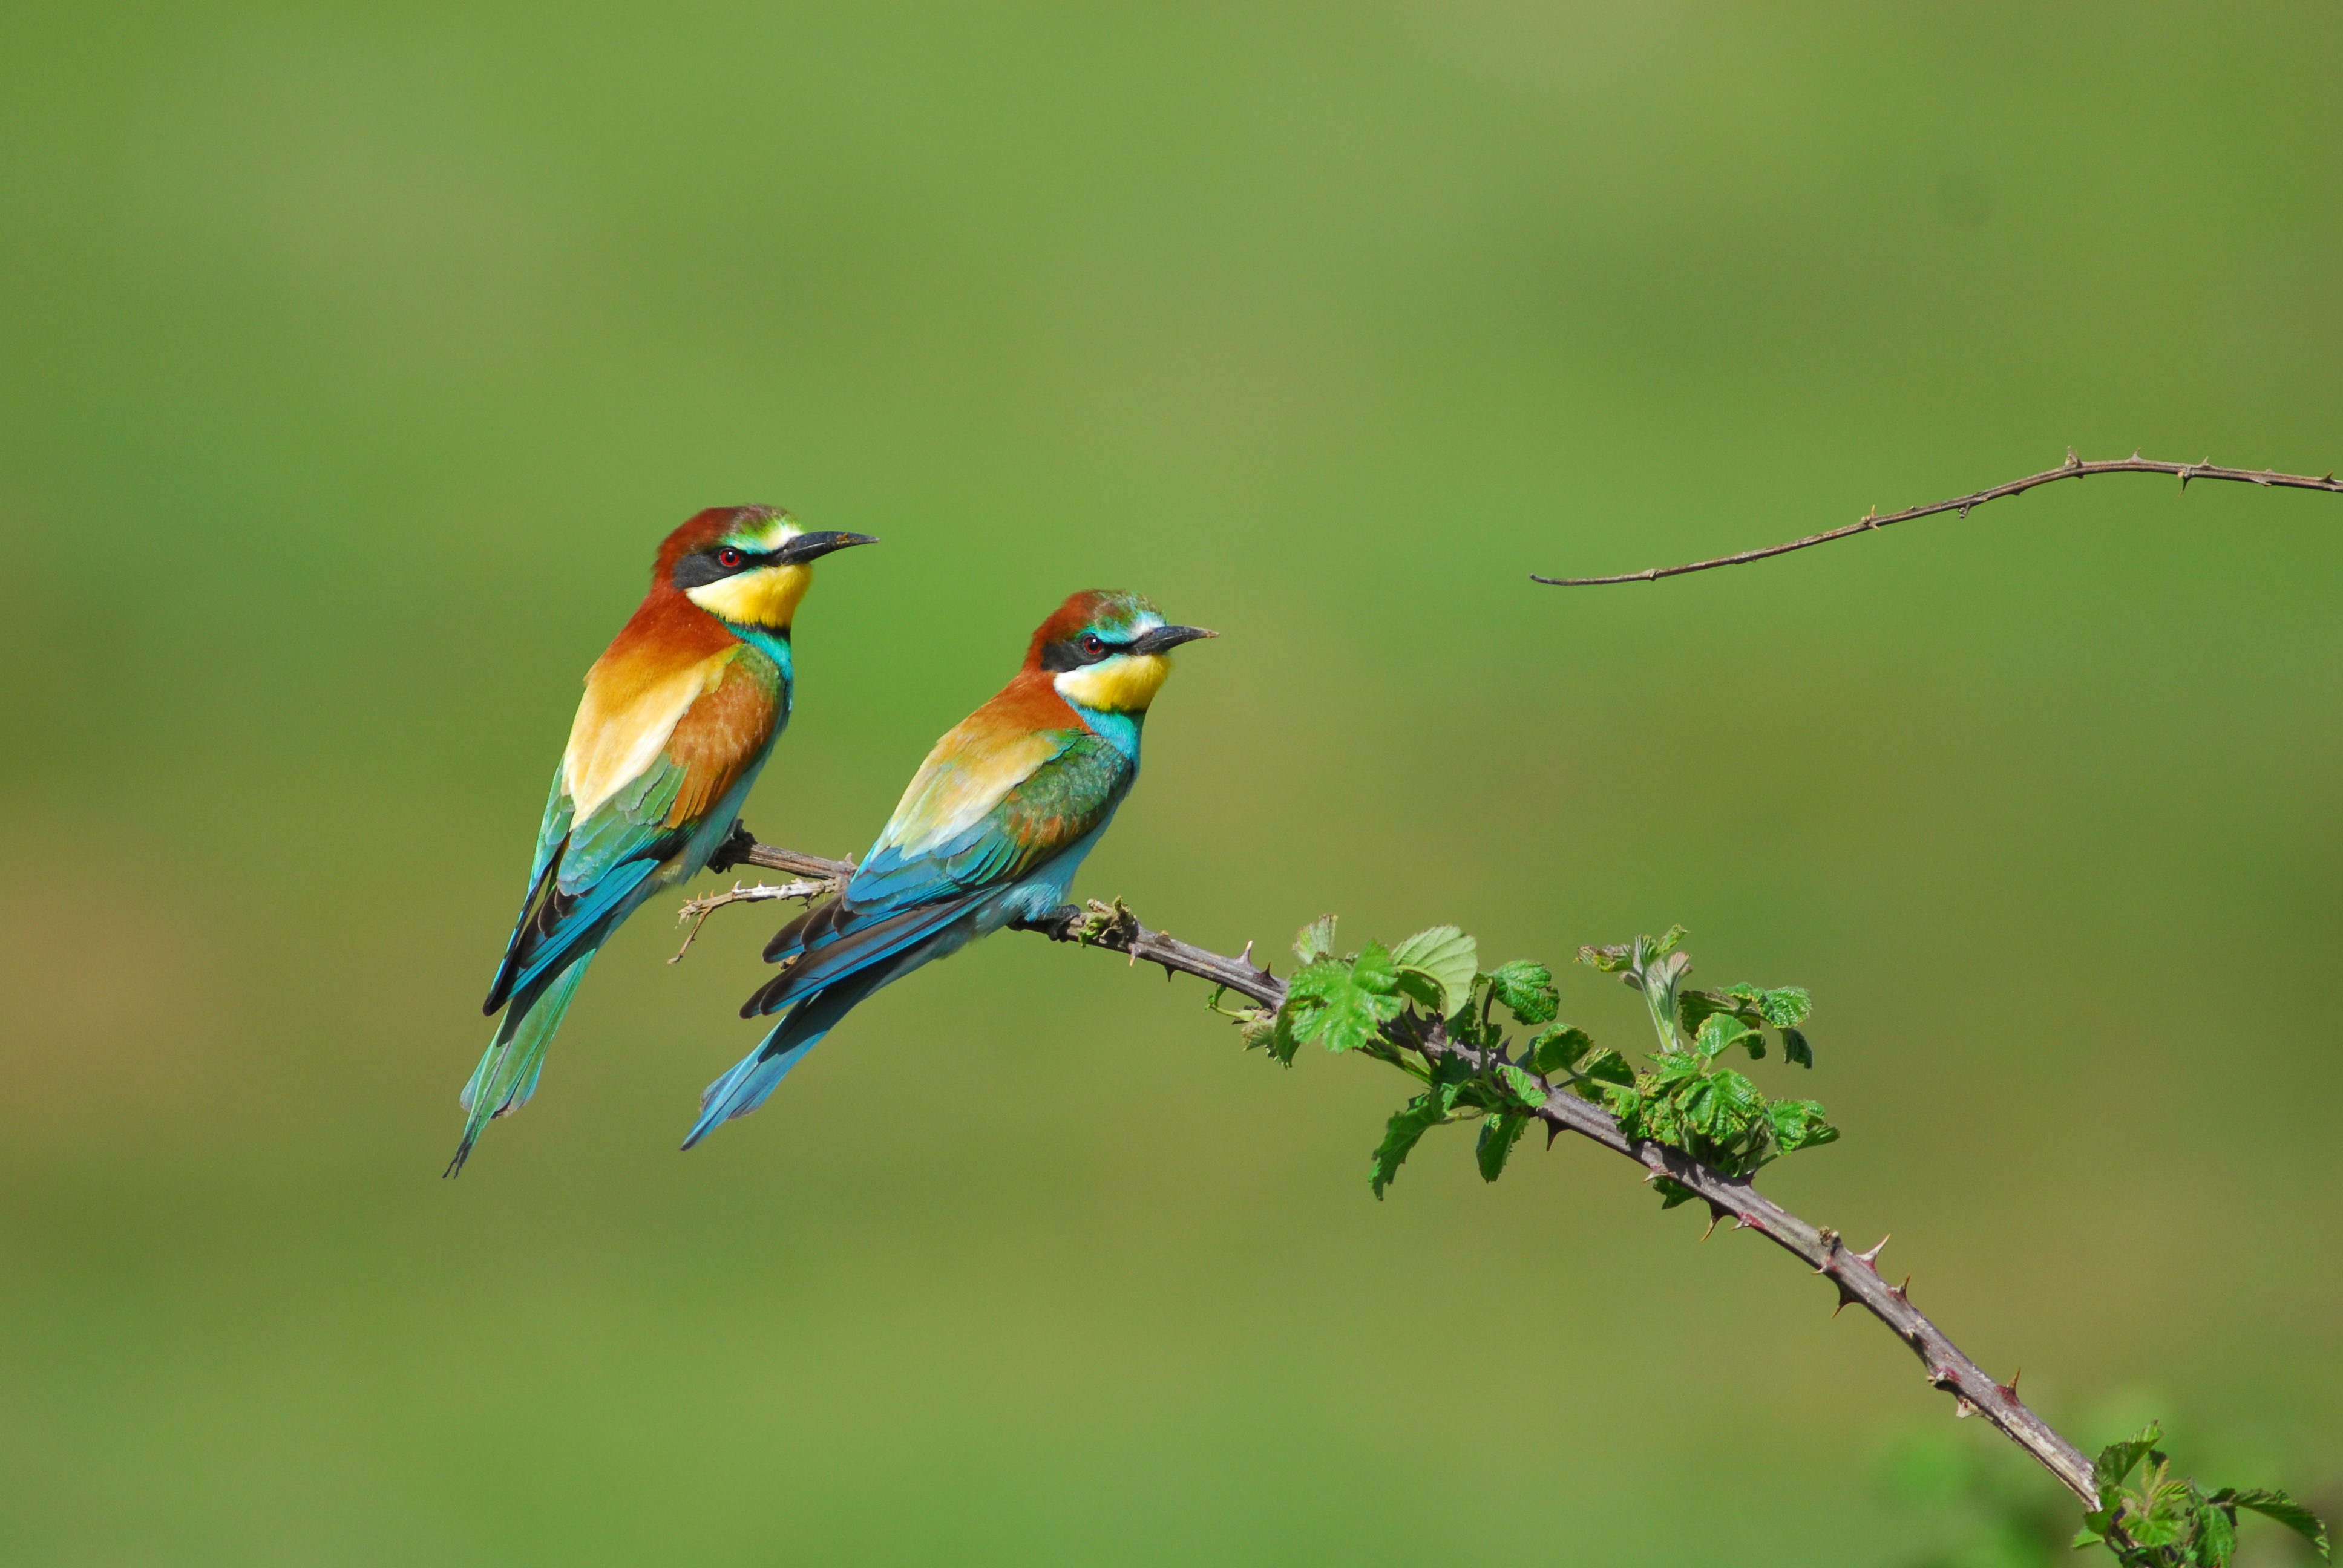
left=734, top=517, right=799, bottom=552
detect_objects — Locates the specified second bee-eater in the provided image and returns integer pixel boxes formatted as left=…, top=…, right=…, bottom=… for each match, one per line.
left=453, top=506, right=876, bottom=1175
left=683, top=589, right=1216, bottom=1147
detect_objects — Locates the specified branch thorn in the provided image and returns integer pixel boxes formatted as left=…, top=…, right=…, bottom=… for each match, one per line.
left=1853, top=1233, right=1890, bottom=1268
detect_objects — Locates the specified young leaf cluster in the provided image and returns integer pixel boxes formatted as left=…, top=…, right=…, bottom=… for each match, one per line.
left=1239, top=918, right=1835, bottom=1205
left=1575, top=928, right=1835, bottom=1206
left=2076, top=1424, right=2328, bottom=1566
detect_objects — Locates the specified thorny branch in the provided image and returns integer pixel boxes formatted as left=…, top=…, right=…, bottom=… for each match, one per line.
left=669, top=828, right=856, bottom=962
left=1532, top=449, right=2343, bottom=586
left=681, top=839, right=2100, bottom=1504
left=669, top=880, right=833, bottom=962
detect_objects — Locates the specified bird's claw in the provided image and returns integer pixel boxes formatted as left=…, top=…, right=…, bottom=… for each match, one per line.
left=706, top=819, right=758, bottom=874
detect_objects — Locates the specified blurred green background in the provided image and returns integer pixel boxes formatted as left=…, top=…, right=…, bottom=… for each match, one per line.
left=3, top=2, right=2339, bottom=1562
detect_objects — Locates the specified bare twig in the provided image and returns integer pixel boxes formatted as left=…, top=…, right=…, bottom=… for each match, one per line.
left=681, top=841, right=2100, bottom=1504
left=1532, top=449, right=2343, bottom=586
left=675, top=822, right=853, bottom=962
left=668, top=879, right=835, bottom=962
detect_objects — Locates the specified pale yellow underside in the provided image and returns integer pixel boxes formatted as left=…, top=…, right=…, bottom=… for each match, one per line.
left=1054, top=651, right=1172, bottom=713
left=561, top=647, right=738, bottom=822
left=684, top=560, right=814, bottom=629
left=878, top=723, right=1061, bottom=858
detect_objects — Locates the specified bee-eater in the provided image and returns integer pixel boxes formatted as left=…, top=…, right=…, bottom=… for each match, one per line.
left=683, top=589, right=1215, bottom=1147
left=453, top=506, right=876, bottom=1175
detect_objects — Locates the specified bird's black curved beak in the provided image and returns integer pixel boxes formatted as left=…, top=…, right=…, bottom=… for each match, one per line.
left=1128, top=624, right=1217, bottom=655
left=776, top=531, right=880, bottom=564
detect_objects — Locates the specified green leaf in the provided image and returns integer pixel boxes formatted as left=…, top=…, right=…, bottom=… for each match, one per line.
left=1576, top=941, right=1635, bottom=974
left=1391, top=968, right=1445, bottom=1014
left=1529, top=1024, right=1594, bottom=1076
left=1780, top=1027, right=1814, bottom=1068
left=1679, top=1077, right=1718, bottom=1133
left=1706, top=1068, right=1761, bottom=1122
left=2095, top=1426, right=2164, bottom=1504
left=1579, top=1048, right=1635, bottom=1088
left=1294, top=916, right=1338, bottom=965
left=2197, top=1502, right=2236, bottom=1567
left=1677, top=988, right=1728, bottom=1037
left=1286, top=946, right=1404, bottom=1053
left=1722, top=981, right=1813, bottom=1029
left=2131, top=1477, right=2192, bottom=1548
left=1652, top=924, right=1688, bottom=958
left=2229, top=1491, right=2330, bottom=1559
left=1495, top=1063, right=1547, bottom=1108
left=1371, top=1083, right=1458, bottom=1198
left=1694, top=1013, right=1758, bottom=1060
left=1236, top=1008, right=1277, bottom=1054
left=1476, top=1109, right=1528, bottom=1181
left=1268, top=1002, right=1303, bottom=1066
left=1756, top=986, right=1812, bottom=1028
left=1650, top=1175, right=1698, bottom=1209
left=1391, top=926, right=1480, bottom=1018
left=1449, top=1009, right=1503, bottom=1049
left=1766, top=1099, right=1838, bottom=1153
left=1486, top=960, right=1559, bottom=1025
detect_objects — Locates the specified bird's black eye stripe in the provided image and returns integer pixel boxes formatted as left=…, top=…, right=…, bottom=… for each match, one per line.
left=1039, top=635, right=1132, bottom=672
left=671, top=546, right=782, bottom=591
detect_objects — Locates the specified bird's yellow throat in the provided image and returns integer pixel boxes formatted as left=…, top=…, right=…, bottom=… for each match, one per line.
left=1055, top=652, right=1172, bottom=713
left=684, top=562, right=814, bottom=629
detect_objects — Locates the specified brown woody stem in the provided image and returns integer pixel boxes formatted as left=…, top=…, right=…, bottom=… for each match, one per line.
left=1532, top=449, right=2342, bottom=586
left=683, top=842, right=2100, bottom=1504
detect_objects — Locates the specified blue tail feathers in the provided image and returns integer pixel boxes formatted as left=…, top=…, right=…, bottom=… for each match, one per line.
left=681, top=972, right=882, bottom=1149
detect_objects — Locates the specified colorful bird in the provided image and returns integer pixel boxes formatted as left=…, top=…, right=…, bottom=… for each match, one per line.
left=683, top=589, right=1215, bottom=1147
left=453, top=507, right=876, bottom=1175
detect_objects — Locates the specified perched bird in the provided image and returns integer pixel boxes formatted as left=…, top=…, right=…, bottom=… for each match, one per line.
left=453, top=507, right=876, bottom=1175
left=683, top=589, right=1215, bottom=1147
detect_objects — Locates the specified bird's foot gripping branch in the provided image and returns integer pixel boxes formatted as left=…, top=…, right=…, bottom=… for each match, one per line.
left=687, top=844, right=2330, bottom=1566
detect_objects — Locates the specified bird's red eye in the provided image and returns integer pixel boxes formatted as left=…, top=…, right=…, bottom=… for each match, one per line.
left=717, top=547, right=744, bottom=569
left=1081, top=634, right=1106, bottom=656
